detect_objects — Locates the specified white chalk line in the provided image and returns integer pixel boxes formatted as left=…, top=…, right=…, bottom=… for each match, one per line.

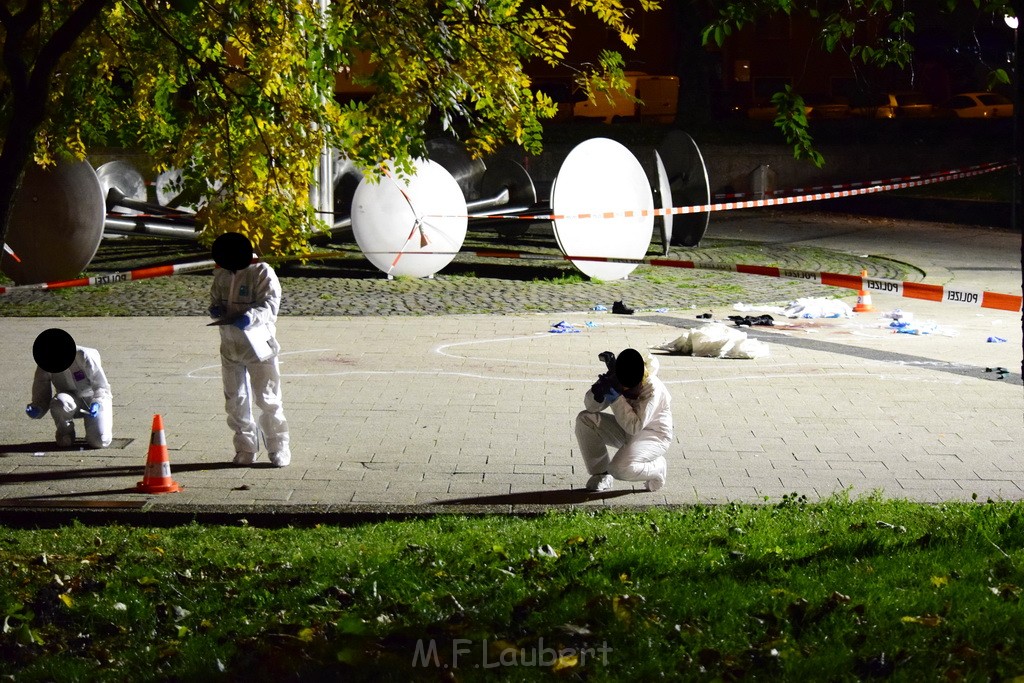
left=184, top=339, right=977, bottom=386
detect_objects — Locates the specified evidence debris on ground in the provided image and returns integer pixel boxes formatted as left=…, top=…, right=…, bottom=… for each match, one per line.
left=654, top=323, right=769, bottom=359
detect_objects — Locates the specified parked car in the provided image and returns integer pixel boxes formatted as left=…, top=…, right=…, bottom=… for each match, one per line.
left=850, top=91, right=938, bottom=119
left=942, top=92, right=1014, bottom=118
left=745, top=98, right=810, bottom=121
left=803, top=94, right=851, bottom=119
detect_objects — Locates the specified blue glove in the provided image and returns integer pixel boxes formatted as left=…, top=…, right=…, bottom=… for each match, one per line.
left=25, top=404, right=43, bottom=419
left=233, top=313, right=252, bottom=330
left=88, top=402, right=101, bottom=418
left=605, top=386, right=621, bottom=401
left=209, top=304, right=225, bottom=319
left=590, top=373, right=612, bottom=402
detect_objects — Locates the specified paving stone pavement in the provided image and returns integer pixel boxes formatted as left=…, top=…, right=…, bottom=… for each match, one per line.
left=0, top=211, right=1021, bottom=521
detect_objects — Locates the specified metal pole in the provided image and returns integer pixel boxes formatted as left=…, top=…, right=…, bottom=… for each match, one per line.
left=1013, top=20, right=1023, bottom=381
left=315, top=0, right=334, bottom=226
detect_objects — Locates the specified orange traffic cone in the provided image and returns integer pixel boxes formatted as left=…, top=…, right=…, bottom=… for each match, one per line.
left=135, top=414, right=181, bottom=494
left=853, top=269, right=874, bottom=313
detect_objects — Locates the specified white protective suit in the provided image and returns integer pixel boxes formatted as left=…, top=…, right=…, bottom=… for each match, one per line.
left=575, top=354, right=673, bottom=485
left=29, top=346, right=113, bottom=448
left=210, top=263, right=290, bottom=457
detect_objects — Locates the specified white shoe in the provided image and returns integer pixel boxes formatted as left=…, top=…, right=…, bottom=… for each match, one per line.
left=233, top=451, right=258, bottom=466
left=645, top=474, right=665, bottom=492
left=586, top=473, right=614, bottom=492
left=269, top=449, right=291, bottom=467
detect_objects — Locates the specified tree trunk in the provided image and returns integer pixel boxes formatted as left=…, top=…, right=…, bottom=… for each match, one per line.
left=0, top=0, right=112, bottom=253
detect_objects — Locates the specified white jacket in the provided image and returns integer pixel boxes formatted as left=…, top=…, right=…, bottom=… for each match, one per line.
left=584, top=354, right=673, bottom=445
left=30, top=346, right=111, bottom=411
left=210, top=263, right=282, bottom=361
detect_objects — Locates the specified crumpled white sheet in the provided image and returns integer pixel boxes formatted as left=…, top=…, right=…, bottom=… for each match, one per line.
left=734, top=297, right=853, bottom=319
left=654, top=323, right=770, bottom=359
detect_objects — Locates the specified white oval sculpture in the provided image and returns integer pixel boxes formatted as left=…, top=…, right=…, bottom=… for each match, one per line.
left=350, top=159, right=468, bottom=278
left=550, top=138, right=653, bottom=280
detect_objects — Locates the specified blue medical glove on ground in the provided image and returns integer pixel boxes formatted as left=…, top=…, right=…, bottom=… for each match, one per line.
left=209, top=305, right=225, bottom=319
left=89, top=402, right=101, bottom=418
left=233, top=313, right=252, bottom=330
left=25, top=404, right=43, bottom=419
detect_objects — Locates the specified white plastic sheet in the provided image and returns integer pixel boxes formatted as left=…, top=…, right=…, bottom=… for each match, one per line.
left=654, top=323, right=769, bottom=359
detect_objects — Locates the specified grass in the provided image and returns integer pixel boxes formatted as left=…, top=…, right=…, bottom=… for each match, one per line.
left=534, top=271, right=587, bottom=285
left=2, top=494, right=1023, bottom=681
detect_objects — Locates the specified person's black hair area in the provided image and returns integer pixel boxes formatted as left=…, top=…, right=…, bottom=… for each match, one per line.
left=615, top=348, right=645, bottom=389
left=211, top=232, right=253, bottom=272
left=33, top=328, right=77, bottom=373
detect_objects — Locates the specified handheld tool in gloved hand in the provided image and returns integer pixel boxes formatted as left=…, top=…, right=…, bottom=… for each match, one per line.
left=590, top=351, right=619, bottom=402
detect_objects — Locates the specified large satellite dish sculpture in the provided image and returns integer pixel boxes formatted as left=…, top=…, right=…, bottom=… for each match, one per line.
left=549, top=137, right=654, bottom=281
left=657, top=129, right=711, bottom=247
left=653, top=151, right=674, bottom=255
left=350, top=158, right=468, bottom=278
left=1, top=160, right=106, bottom=285
left=0, top=129, right=714, bottom=286
left=96, top=160, right=148, bottom=217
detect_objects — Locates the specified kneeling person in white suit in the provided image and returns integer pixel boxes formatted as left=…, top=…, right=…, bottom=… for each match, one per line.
left=27, top=328, right=113, bottom=449
left=576, top=348, right=673, bottom=492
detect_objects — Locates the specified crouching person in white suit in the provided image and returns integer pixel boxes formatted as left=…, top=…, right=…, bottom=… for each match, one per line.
left=27, top=328, right=113, bottom=449
left=576, top=348, right=673, bottom=492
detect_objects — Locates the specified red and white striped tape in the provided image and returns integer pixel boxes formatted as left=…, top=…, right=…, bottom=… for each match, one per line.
left=338, top=247, right=1024, bottom=312
left=2, top=160, right=1018, bottom=311
left=0, top=259, right=215, bottom=295
left=2, top=242, right=20, bottom=262
left=3, top=247, right=1019, bottom=312
left=434, top=160, right=1014, bottom=221
left=711, top=161, right=1009, bottom=200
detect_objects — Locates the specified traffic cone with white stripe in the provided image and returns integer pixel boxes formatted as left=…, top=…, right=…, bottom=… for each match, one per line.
left=135, top=414, right=181, bottom=494
left=854, top=269, right=874, bottom=313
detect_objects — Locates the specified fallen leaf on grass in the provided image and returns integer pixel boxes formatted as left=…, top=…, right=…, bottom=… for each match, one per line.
left=989, top=584, right=1021, bottom=600
left=901, top=614, right=943, bottom=627
left=552, top=652, right=579, bottom=671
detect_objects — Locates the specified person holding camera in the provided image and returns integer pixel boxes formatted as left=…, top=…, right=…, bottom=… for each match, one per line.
left=576, top=348, right=673, bottom=492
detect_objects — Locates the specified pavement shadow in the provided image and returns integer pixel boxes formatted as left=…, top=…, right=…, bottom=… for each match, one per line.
left=3, top=488, right=142, bottom=500
left=0, top=466, right=142, bottom=484
left=438, top=488, right=638, bottom=506
left=0, top=438, right=134, bottom=455
left=0, top=461, right=236, bottom=484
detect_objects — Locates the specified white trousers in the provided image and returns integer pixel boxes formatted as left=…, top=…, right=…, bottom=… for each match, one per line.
left=222, top=354, right=289, bottom=453
left=50, top=393, right=112, bottom=448
left=575, top=410, right=667, bottom=483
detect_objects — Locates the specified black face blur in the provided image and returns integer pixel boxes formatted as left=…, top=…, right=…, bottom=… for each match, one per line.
left=33, top=328, right=76, bottom=373
left=211, top=232, right=253, bottom=272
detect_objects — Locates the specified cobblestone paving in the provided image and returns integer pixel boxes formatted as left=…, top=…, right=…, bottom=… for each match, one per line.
left=0, top=219, right=919, bottom=317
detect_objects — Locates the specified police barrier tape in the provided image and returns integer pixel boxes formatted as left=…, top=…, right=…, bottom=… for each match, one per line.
left=0, top=260, right=216, bottom=295
left=373, top=248, right=1024, bottom=313
left=710, top=160, right=1010, bottom=200
left=430, top=160, right=1015, bottom=221
left=2, top=160, right=1018, bottom=309
left=2, top=247, right=1020, bottom=312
